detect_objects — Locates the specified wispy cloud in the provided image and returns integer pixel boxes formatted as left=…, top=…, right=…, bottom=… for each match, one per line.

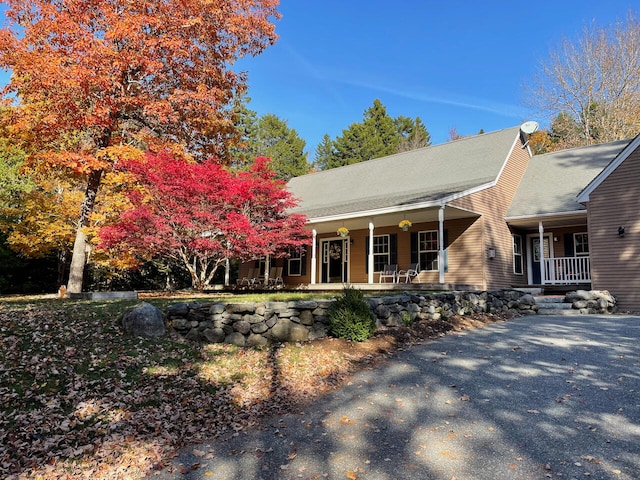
left=339, top=77, right=529, bottom=119
left=278, top=42, right=527, bottom=119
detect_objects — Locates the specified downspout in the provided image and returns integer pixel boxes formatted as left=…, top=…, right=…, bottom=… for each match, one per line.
left=438, top=205, right=445, bottom=284
left=311, top=229, right=317, bottom=285
left=368, top=221, right=375, bottom=283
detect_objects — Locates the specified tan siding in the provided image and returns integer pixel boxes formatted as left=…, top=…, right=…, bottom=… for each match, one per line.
left=587, top=148, right=640, bottom=311
left=449, top=139, right=531, bottom=289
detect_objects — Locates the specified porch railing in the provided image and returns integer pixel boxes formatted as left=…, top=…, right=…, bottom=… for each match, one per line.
left=543, top=256, right=590, bottom=284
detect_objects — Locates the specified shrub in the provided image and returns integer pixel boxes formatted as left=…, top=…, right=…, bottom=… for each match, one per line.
left=401, top=310, right=413, bottom=327
left=327, top=287, right=377, bottom=342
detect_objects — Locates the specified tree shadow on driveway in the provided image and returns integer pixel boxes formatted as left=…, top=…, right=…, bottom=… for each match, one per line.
left=154, top=314, right=640, bottom=480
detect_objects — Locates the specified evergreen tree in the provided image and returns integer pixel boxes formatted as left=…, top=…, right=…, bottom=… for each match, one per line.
left=255, top=114, right=310, bottom=181
left=396, top=115, right=431, bottom=152
left=313, top=134, right=337, bottom=171
left=230, top=96, right=310, bottom=180
left=313, top=99, right=432, bottom=169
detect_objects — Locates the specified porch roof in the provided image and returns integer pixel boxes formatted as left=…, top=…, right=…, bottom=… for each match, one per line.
left=287, top=126, right=522, bottom=221
left=506, top=139, right=630, bottom=228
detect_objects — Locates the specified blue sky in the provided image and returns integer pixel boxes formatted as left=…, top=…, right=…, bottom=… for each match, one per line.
left=1, top=2, right=637, bottom=161
left=235, top=1, right=639, bottom=159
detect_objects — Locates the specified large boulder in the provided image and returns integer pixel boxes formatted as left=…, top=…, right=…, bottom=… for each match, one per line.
left=122, top=302, right=166, bottom=338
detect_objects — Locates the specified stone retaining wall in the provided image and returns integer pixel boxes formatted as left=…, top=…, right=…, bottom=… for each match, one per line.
left=167, top=289, right=615, bottom=346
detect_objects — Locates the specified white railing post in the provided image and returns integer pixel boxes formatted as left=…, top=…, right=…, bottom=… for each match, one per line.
left=544, top=255, right=591, bottom=284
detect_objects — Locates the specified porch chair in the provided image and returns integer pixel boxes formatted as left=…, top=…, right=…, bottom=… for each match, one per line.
left=397, top=263, right=419, bottom=283
left=378, top=264, right=398, bottom=283
left=268, top=266, right=284, bottom=288
left=236, top=267, right=255, bottom=287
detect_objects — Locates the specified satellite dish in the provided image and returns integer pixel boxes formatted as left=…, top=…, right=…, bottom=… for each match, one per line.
left=520, top=121, right=539, bottom=135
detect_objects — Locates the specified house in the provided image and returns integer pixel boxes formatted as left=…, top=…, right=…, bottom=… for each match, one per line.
left=237, top=125, right=638, bottom=310
left=576, top=135, right=640, bottom=312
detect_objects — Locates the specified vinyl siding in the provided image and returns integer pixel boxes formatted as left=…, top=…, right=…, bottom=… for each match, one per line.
left=449, top=138, right=531, bottom=289
left=587, top=147, right=640, bottom=312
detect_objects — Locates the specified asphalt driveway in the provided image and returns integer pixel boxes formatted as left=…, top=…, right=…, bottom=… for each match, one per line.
left=153, top=314, right=640, bottom=480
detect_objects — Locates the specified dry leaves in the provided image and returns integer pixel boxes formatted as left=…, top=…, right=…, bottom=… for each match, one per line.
left=0, top=300, right=508, bottom=479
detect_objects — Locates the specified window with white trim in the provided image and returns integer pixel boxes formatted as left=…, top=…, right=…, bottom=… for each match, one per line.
left=574, top=232, right=589, bottom=256
left=373, top=235, right=390, bottom=272
left=287, top=250, right=303, bottom=276
left=513, top=234, right=523, bottom=275
left=419, top=230, right=439, bottom=271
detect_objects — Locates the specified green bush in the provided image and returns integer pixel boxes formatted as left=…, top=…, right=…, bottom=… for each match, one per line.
left=328, top=287, right=377, bottom=342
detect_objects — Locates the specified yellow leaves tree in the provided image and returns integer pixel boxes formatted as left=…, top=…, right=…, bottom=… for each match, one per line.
left=0, top=0, right=280, bottom=292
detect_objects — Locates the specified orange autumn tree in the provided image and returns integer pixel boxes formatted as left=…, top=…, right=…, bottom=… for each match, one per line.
left=0, top=0, right=280, bottom=293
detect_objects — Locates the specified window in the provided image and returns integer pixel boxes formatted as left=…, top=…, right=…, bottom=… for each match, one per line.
left=574, top=233, right=589, bottom=256
left=256, top=258, right=267, bottom=277
left=419, top=230, right=439, bottom=271
left=373, top=235, right=390, bottom=272
left=513, top=234, right=523, bottom=275
left=287, top=250, right=303, bottom=276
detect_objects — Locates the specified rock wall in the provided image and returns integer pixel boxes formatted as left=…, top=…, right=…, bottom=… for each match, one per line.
left=167, top=289, right=616, bottom=346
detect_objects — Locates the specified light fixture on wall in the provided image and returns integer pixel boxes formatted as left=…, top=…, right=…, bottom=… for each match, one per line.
left=618, top=226, right=625, bottom=238
left=487, top=247, right=496, bottom=259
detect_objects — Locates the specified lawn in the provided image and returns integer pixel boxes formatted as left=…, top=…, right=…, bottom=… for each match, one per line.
left=0, top=292, right=507, bottom=479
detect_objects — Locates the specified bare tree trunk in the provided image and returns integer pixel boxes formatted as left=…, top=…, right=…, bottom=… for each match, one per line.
left=67, top=170, right=103, bottom=294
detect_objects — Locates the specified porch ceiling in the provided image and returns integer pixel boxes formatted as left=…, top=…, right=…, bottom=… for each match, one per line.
left=506, top=211, right=587, bottom=230
left=308, top=204, right=480, bottom=234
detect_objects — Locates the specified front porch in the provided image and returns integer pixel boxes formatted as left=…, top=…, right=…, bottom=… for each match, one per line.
left=302, top=281, right=484, bottom=292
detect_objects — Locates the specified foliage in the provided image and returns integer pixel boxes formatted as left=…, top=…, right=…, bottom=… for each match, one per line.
left=97, top=152, right=310, bottom=290
left=234, top=107, right=310, bottom=180
left=401, top=310, right=413, bottom=327
left=526, top=13, right=640, bottom=148
left=0, top=0, right=280, bottom=292
left=327, top=287, right=377, bottom=342
left=0, top=136, right=32, bottom=219
left=395, top=115, right=431, bottom=152
left=314, top=99, right=431, bottom=170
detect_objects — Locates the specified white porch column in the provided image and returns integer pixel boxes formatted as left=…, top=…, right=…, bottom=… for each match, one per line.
left=438, top=206, right=445, bottom=284
left=264, top=255, right=271, bottom=285
left=538, top=221, right=546, bottom=285
left=311, top=229, right=317, bottom=285
left=224, top=258, right=230, bottom=286
left=368, top=222, right=375, bottom=284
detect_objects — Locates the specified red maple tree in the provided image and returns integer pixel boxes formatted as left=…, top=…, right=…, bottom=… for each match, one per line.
left=98, top=153, right=309, bottom=290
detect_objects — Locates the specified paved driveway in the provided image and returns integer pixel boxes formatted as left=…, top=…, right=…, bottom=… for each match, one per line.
left=154, top=315, right=640, bottom=480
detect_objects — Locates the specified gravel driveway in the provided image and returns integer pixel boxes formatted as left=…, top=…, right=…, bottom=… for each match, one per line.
left=153, top=314, right=640, bottom=480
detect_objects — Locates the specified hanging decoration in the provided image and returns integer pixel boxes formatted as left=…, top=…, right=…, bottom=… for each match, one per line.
left=337, top=227, right=349, bottom=237
left=398, top=219, right=412, bottom=231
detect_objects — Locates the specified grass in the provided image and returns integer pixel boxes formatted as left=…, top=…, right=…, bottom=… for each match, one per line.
left=0, top=291, right=507, bottom=479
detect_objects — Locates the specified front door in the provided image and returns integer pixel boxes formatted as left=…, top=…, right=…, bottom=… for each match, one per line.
left=529, top=234, right=552, bottom=284
left=321, top=238, right=349, bottom=283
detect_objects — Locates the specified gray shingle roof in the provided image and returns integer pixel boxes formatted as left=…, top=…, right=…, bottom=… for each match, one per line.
left=507, top=139, right=630, bottom=218
left=288, top=126, right=521, bottom=219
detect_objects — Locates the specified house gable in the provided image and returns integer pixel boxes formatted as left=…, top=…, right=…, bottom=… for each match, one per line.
left=577, top=134, right=640, bottom=203
left=580, top=134, right=640, bottom=312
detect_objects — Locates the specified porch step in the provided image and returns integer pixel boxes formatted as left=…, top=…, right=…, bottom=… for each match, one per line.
left=533, top=295, right=581, bottom=315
